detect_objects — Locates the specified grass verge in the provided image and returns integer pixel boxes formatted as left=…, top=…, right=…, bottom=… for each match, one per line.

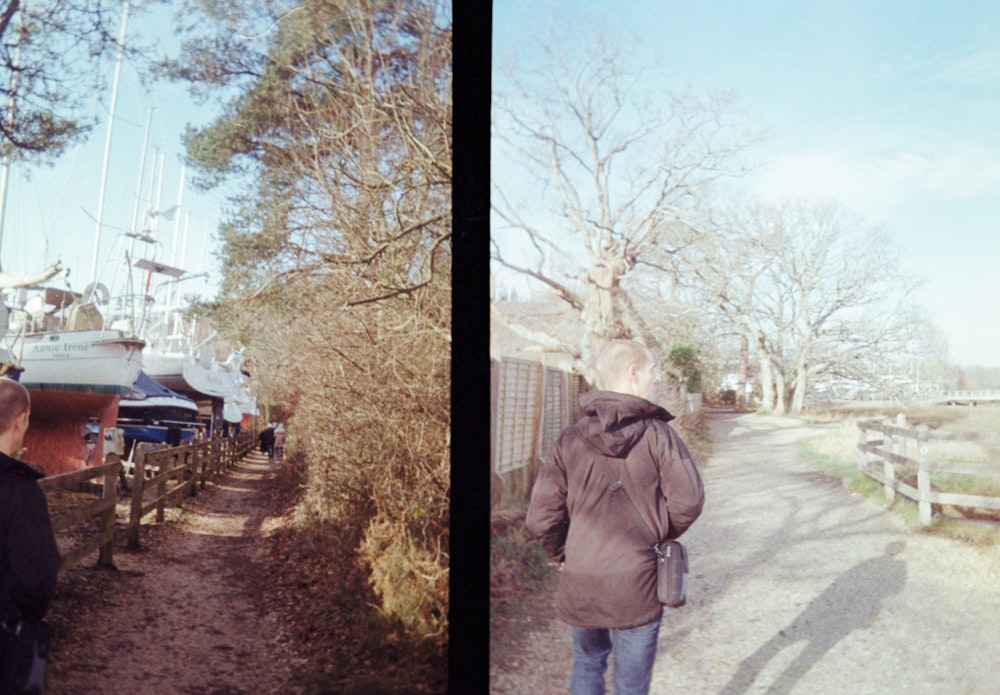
left=794, top=416, right=1000, bottom=547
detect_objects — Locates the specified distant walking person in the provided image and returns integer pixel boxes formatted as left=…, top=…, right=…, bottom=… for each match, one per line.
left=273, top=423, right=286, bottom=461
left=258, top=425, right=275, bottom=458
left=0, top=377, right=61, bottom=694
left=527, top=340, right=705, bottom=695
left=165, top=425, right=182, bottom=448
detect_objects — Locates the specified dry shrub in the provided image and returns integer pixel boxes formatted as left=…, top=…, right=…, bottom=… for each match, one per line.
left=242, top=274, right=450, bottom=642
left=359, top=515, right=448, bottom=639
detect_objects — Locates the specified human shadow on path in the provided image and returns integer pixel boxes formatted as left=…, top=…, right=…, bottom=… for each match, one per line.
left=721, top=541, right=907, bottom=695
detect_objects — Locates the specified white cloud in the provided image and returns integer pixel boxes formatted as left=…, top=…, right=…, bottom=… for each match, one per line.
left=745, top=144, right=1000, bottom=220
left=931, top=49, right=1000, bottom=86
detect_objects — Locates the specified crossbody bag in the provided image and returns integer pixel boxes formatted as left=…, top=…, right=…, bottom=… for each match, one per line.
left=594, top=456, right=689, bottom=608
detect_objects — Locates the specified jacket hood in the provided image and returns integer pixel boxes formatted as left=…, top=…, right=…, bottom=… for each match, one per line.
left=577, top=391, right=674, bottom=458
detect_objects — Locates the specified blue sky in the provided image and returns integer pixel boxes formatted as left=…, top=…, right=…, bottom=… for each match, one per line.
left=0, top=4, right=228, bottom=303
left=493, top=1, right=1000, bottom=368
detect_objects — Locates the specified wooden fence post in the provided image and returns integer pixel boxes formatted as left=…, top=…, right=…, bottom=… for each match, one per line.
left=156, top=452, right=167, bottom=523
left=917, top=424, right=932, bottom=526
left=200, top=445, right=208, bottom=489
left=128, top=446, right=147, bottom=548
left=857, top=419, right=867, bottom=471
left=882, top=418, right=896, bottom=503
left=99, top=462, right=117, bottom=566
left=896, top=413, right=908, bottom=459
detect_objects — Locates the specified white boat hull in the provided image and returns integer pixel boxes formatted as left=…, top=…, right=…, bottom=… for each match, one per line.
left=17, top=329, right=144, bottom=395
left=8, top=329, right=144, bottom=474
left=143, top=349, right=240, bottom=399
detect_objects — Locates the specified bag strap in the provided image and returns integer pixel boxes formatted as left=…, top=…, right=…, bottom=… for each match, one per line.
left=593, top=455, right=665, bottom=558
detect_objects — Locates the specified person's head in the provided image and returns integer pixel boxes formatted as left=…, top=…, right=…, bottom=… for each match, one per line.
left=0, top=377, right=30, bottom=456
left=595, top=339, right=658, bottom=400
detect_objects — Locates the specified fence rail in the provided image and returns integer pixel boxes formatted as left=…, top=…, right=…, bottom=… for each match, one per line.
left=39, top=462, right=121, bottom=571
left=857, top=414, right=1000, bottom=525
left=127, top=431, right=256, bottom=547
left=39, top=431, right=258, bottom=570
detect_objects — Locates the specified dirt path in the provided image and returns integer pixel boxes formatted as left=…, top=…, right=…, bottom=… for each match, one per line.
left=45, top=450, right=304, bottom=695
left=491, top=411, right=1000, bottom=694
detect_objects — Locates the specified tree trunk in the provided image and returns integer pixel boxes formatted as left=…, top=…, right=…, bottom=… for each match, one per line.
left=758, top=349, right=775, bottom=412
left=773, top=368, right=787, bottom=415
left=737, top=334, right=749, bottom=410
left=582, top=252, right=628, bottom=340
left=790, top=354, right=808, bottom=414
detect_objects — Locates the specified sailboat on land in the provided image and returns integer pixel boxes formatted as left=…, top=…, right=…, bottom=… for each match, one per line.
left=1, top=269, right=144, bottom=474
left=115, top=209, right=246, bottom=438
left=118, top=369, right=201, bottom=454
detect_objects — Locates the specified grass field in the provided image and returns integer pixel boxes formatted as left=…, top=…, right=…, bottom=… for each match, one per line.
left=800, top=403, right=1000, bottom=541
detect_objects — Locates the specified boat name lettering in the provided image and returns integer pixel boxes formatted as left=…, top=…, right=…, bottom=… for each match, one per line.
left=31, top=342, right=92, bottom=354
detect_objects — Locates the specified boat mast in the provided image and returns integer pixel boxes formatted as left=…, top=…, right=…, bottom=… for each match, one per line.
left=129, top=107, right=154, bottom=246
left=91, top=0, right=130, bottom=283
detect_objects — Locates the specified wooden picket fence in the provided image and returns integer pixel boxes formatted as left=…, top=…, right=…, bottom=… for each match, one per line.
left=857, top=414, right=1000, bottom=526
left=38, top=431, right=257, bottom=571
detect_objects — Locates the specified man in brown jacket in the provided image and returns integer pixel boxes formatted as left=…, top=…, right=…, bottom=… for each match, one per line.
left=527, top=339, right=705, bottom=694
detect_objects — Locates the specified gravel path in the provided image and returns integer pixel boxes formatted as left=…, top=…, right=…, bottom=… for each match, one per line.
left=491, top=411, right=1000, bottom=694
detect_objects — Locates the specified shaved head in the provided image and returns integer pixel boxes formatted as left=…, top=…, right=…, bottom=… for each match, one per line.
left=0, top=377, right=29, bottom=448
left=595, top=340, right=655, bottom=393
left=0, top=378, right=29, bottom=436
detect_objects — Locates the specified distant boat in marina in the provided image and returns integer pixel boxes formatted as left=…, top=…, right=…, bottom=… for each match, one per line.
left=128, top=258, right=246, bottom=436
left=118, top=369, right=201, bottom=454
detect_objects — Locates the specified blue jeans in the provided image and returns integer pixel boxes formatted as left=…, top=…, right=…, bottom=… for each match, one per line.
left=570, top=617, right=662, bottom=695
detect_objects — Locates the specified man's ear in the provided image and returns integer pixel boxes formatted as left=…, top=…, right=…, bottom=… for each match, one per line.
left=626, top=363, right=638, bottom=382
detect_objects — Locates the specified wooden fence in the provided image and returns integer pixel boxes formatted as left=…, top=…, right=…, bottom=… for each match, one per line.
left=857, top=414, right=1000, bottom=526
left=490, top=356, right=704, bottom=506
left=491, top=358, right=586, bottom=503
left=39, top=431, right=257, bottom=571
left=126, top=431, right=256, bottom=547
left=39, top=462, right=122, bottom=571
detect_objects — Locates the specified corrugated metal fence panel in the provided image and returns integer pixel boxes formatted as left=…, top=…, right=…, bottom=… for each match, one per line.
left=493, top=358, right=542, bottom=475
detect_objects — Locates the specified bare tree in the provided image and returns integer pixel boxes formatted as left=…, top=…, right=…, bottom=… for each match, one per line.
left=695, top=200, right=919, bottom=414
left=491, top=27, right=750, bottom=378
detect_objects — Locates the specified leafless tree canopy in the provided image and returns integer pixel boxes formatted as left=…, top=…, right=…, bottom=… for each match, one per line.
left=492, top=27, right=751, bottom=379
left=492, top=25, right=938, bottom=409
left=694, top=200, right=921, bottom=414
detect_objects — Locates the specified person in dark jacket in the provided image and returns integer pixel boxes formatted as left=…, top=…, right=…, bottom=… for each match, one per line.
left=527, top=339, right=705, bottom=695
left=258, top=425, right=275, bottom=457
left=0, top=377, right=61, bottom=633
